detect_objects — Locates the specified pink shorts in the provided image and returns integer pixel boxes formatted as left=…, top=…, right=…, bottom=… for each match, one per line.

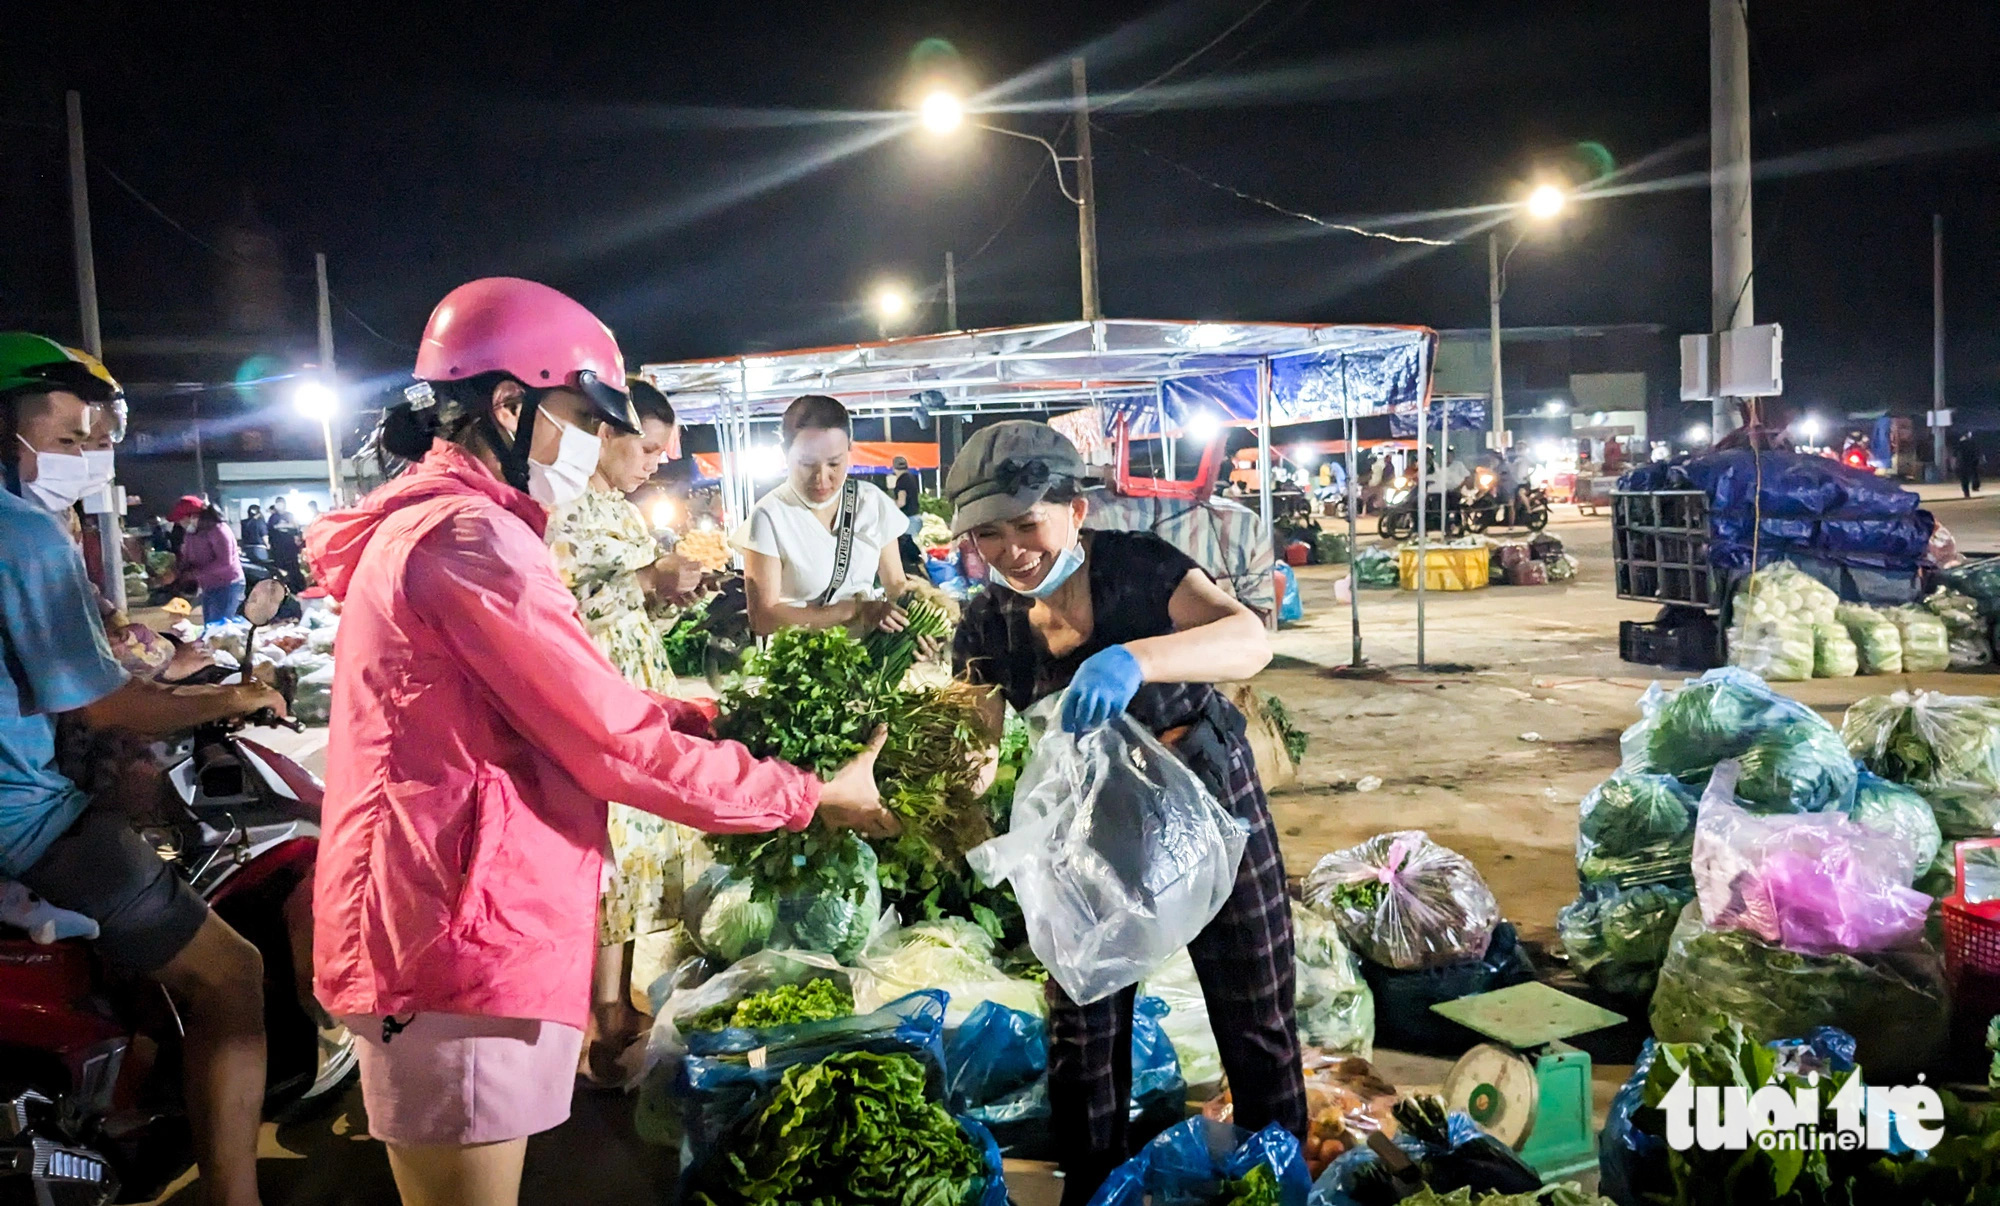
left=341, top=1013, right=585, bottom=1146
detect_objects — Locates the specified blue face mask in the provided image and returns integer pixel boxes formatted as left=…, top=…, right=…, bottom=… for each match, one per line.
left=997, top=539, right=1085, bottom=599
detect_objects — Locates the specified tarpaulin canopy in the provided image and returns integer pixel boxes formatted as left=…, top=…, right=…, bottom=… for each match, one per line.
left=643, top=319, right=1437, bottom=656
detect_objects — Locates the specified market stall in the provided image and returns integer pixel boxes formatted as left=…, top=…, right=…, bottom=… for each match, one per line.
left=643, top=319, right=1438, bottom=660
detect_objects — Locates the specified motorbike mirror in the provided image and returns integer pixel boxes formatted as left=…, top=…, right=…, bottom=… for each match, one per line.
left=241, top=578, right=289, bottom=627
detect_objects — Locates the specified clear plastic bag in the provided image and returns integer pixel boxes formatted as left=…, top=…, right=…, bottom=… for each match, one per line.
left=1924, top=587, right=1993, bottom=668
left=1812, top=621, right=1859, bottom=679
left=1303, top=831, right=1499, bottom=971
left=1691, top=763, right=1930, bottom=955
left=1291, top=904, right=1376, bottom=1058
left=1837, top=603, right=1904, bottom=675
left=968, top=705, right=1248, bottom=1006
left=684, top=837, right=882, bottom=966
left=1648, top=902, right=1949, bottom=1078
left=1886, top=605, right=1950, bottom=673
left=1842, top=689, right=2000, bottom=797
left=1728, top=612, right=1815, bottom=681
left=1557, top=882, right=1694, bottom=997
left=1574, top=772, right=1698, bottom=887
left=1846, top=771, right=1943, bottom=881
left=1620, top=667, right=1823, bottom=780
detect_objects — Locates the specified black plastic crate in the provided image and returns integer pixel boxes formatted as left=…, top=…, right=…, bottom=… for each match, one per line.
left=1619, top=614, right=1722, bottom=671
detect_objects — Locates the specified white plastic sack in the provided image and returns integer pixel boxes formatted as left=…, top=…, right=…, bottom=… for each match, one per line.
left=968, top=702, right=1248, bottom=1007
left=1291, top=902, right=1375, bottom=1057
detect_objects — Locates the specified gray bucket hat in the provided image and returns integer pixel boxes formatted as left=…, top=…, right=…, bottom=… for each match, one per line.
left=944, top=420, right=1086, bottom=537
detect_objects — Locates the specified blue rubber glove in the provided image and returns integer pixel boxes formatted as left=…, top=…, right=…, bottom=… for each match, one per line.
left=1061, top=645, right=1144, bottom=734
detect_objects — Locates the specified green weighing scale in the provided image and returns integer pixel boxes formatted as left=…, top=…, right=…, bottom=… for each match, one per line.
left=1429, top=982, right=1626, bottom=1180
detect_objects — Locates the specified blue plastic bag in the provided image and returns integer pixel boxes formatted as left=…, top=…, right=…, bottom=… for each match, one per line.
left=958, top=1115, right=1013, bottom=1206
left=942, top=997, right=1186, bottom=1159
left=1092, top=1118, right=1310, bottom=1206
left=1277, top=563, right=1304, bottom=622
left=1309, top=1111, right=1543, bottom=1206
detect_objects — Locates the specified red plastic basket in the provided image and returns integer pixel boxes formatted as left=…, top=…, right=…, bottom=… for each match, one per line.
left=1942, top=838, right=2000, bottom=982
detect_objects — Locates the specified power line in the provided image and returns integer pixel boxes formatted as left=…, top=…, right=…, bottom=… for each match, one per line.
left=1098, top=0, right=1281, bottom=114
left=330, top=290, right=418, bottom=351
left=90, top=158, right=257, bottom=267
left=1092, top=124, right=1455, bottom=246
left=962, top=118, right=1071, bottom=265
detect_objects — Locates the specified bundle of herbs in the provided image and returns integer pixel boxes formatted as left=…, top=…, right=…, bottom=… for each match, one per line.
left=691, top=1051, right=986, bottom=1206
left=687, top=980, right=855, bottom=1034
left=709, top=626, right=1026, bottom=955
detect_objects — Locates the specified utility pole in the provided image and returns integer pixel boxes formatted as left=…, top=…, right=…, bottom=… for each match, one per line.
left=1711, top=0, right=1753, bottom=438
left=945, top=251, right=958, bottom=331
left=314, top=252, right=342, bottom=505
left=1071, top=57, right=1102, bottom=322
left=1932, top=214, right=1947, bottom=476
left=67, top=91, right=123, bottom=610
left=1487, top=232, right=1505, bottom=447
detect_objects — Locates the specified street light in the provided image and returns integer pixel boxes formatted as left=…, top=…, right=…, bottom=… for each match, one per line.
left=872, top=283, right=912, bottom=338
left=919, top=90, right=963, bottom=134
left=292, top=377, right=342, bottom=505
left=914, top=57, right=1101, bottom=321
left=1487, top=182, right=1571, bottom=451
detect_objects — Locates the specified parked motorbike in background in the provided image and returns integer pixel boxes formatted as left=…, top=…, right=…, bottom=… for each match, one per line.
left=0, top=580, right=352, bottom=1206
left=1462, top=466, right=1552, bottom=534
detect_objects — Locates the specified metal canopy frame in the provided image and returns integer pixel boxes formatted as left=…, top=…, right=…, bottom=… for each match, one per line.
left=643, top=319, right=1436, bottom=660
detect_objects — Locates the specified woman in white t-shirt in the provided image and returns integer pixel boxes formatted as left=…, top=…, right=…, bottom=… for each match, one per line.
left=736, top=394, right=914, bottom=637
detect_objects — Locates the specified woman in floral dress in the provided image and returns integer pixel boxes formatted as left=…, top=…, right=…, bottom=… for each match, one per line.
left=546, top=379, right=706, bottom=1081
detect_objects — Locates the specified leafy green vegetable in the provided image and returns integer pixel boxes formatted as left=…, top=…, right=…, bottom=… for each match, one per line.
left=1324, top=878, right=1386, bottom=915
left=1731, top=720, right=1857, bottom=813
left=663, top=599, right=712, bottom=677
left=689, top=980, right=855, bottom=1033
left=691, top=1051, right=984, bottom=1206
left=1263, top=693, right=1310, bottom=765
left=695, top=876, right=778, bottom=963
left=707, top=625, right=1023, bottom=958
left=1578, top=773, right=1696, bottom=858
left=1391, top=1186, right=1611, bottom=1206
left=1219, top=1163, right=1281, bottom=1206
left=862, top=591, right=952, bottom=688
left=1649, top=903, right=1949, bottom=1077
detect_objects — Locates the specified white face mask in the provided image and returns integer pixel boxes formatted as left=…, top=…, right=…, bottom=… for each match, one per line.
left=81, top=449, right=115, bottom=493
left=17, top=436, right=93, bottom=513
left=525, top=411, right=601, bottom=507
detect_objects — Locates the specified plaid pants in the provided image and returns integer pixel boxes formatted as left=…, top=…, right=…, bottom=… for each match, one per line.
left=1044, top=732, right=1307, bottom=1205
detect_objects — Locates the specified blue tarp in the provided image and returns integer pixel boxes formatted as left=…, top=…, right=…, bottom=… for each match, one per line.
left=1389, top=395, right=1488, bottom=437
left=1119, top=335, right=1432, bottom=436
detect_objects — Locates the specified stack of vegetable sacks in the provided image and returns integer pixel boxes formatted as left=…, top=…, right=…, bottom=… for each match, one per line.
left=1727, top=562, right=1837, bottom=681
left=1842, top=690, right=2000, bottom=898
left=1555, top=774, right=1699, bottom=998
left=1614, top=669, right=1949, bottom=1075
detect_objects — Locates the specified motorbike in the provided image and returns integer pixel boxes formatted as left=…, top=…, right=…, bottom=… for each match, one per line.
left=0, top=579, right=353, bottom=1206
left=1461, top=466, right=1552, bottom=534
left=1376, top=477, right=1470, bottom=540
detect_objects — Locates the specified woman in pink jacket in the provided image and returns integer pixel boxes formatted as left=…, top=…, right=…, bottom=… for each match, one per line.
left=173, top=498, right=246, bottom=624
left=307, top=278, right=895, bottom=1206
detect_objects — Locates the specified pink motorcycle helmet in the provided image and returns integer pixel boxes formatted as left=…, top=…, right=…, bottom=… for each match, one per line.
left=413, top=277, right=639, bottom=433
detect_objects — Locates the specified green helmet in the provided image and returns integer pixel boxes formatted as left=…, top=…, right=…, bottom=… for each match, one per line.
left=0, top=332, right=123, bottom=405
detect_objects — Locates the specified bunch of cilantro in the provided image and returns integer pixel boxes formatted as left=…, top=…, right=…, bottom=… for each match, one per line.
left=692, top=1051, right=984, bottom=1206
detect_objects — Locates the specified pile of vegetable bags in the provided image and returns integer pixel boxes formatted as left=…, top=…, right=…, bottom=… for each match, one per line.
left=1648, top=761, right=1947, bottom=1077
left=1314, top=1094, right=1609, bottom=1206
left=1555, top=773, right=1699, bottom=998
left=1727, top=563, right=1839, bottom=681
left=1843, top=689, right=2000, bottom=896
left=673, top=989, right=1008, bottom=1206
left=1922, top=585, right=1993, bottom=668
left=1352, top=547, right=1401, bottom=590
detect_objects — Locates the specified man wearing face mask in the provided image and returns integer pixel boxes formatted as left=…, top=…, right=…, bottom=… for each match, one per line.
left=1, top=331, right=289, bottom=1206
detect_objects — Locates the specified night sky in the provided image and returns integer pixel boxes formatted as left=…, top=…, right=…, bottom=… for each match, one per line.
left=5, top=1, right=1995, bottom=420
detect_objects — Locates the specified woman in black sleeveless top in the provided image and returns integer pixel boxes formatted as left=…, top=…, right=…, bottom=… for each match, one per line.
left=946, top=421, right=1306, bottom=1205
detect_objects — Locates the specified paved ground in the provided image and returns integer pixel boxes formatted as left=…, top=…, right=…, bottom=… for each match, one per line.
left=167, top=487, right=2000, bottom=1204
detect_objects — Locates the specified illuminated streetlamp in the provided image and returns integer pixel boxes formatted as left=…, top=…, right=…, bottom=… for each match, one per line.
left=1525, top=183, right=1567, bottom=221
left=915, top=58, right=1101, bottom=320
left=293, top=377, right=342, bottom=504
left=872, top=283, right=912, bottom=338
